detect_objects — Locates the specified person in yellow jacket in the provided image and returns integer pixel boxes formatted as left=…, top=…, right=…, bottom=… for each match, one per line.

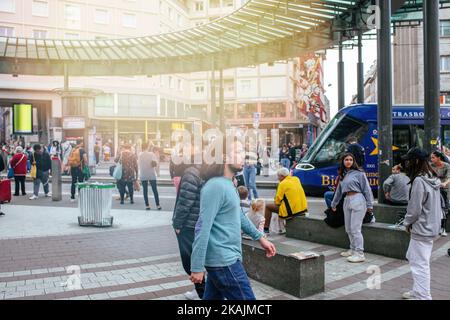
left=264, top=167, right=308, bottom=233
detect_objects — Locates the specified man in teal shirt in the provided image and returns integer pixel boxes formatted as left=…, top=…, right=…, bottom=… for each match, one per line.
left=190, top=157, right=276, bottom=300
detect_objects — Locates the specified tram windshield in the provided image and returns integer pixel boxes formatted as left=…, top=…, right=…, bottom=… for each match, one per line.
left=301, top=113, right=369, bottom=168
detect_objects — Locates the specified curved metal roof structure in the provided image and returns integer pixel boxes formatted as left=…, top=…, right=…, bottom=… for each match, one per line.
left=0, top=0, right=449, bottom=76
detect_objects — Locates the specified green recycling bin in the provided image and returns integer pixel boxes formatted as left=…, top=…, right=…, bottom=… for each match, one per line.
left=77, top=182, right=115, bottom=227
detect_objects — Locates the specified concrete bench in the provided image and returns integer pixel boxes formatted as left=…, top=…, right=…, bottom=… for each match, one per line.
left=374, top=203, right=449, bottom=232
left=285, top=215, right=410, bottom=260
left=373, top=203, right=407, bottom=224
left=242, top=239, right=324, bottom=298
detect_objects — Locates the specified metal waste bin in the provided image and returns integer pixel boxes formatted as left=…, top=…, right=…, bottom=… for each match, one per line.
left=77, top=182, right=115, bottom=227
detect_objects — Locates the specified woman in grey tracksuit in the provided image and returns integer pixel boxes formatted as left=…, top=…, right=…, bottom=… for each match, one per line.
left=401, top=147, right=442, bottom=300
left=331, top=153, right=374, bottom=263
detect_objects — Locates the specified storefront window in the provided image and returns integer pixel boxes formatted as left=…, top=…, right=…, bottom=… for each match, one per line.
left=261, top=102, right=286, bottom=118
left=237, top=103, right=257, bottom=118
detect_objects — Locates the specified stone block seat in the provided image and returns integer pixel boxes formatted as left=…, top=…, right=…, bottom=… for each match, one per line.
left=242, top=239, right=325, bottom=298
left=374, top=203, right=449, bottom=232
left=285, top=215, right=410, bottom=260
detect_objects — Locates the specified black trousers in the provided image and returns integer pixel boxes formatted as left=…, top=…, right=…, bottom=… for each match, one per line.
left=70, top=167, right=84, bottom=198
left=118, top=180, right=133, bottom=202
left=142, top=180, right=160, bottom=207
left=175, top=228, right=205, bottom=299
left=441, top=189, right=449, bottom=230
left=14, top=176, right=26, bottom=195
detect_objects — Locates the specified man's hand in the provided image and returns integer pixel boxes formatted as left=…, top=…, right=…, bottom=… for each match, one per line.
left=385, top=192, right=390, bottom=200
left=405, top=224, right=412, bottom=234
left=259, top=237, right=276, bottom=258
left=175, top=229, right=181, bottom=235
left=367, top=208, right=373, bottom=213
left=190, top=272, right=205, bottom=284
left=331, top=207, right=336, bottom=212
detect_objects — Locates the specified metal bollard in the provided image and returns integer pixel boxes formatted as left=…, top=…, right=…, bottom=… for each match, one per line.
left=51, top=159, right=62, bottom=201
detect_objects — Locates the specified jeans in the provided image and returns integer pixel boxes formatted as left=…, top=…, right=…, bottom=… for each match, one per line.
left=33, top=172, right=49, bottom=196
left=70, top=167, right=84, bottom=198
left=142, top=180, right=160, bottom=207
left=324, top=191, right=335, bottom=209
left=14, top=176, right=26, bottom=195
left=118, top=180, right=133, bottom=202
left=203, top=260, right=256, bottom=300
left=176, top=228, right=205, bottom=299
left=243, top=166, right=258, bottom=200
left=281, top=158, right=290, bottom=169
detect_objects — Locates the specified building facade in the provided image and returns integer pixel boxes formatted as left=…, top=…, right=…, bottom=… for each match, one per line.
left=0, top=0, right=329, bottom=156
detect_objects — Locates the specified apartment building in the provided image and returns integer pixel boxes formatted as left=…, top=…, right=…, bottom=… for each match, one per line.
left=0, top=0, right=329, bottom=153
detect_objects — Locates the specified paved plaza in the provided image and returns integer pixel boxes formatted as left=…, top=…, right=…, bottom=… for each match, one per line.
left=0, top=179, right=449, bottom=301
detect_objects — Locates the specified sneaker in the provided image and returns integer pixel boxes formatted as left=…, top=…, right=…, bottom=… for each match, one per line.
left=70, top=198, right=76, bottom=203
left=29, top=195, right=38, bottom=200
left=340, top=249, right=353, bottom=257
left=264, top=227, right=270, bottom=234
left=402, top=291, right=417, bottom=300
left=347, top=253, right=366, bottom=263
left=157, top=206, right=162, bottom=210
left=184, top=290, right=200, bottom=300
left=0, top=212, right=5, bottom=216
left=442, top=229, right=447, bottom=237
left=45, top=193, right=52, bottom=197
left=278, top=230, right=286, bottom=235
left=145, top=206, right=151, bottom=211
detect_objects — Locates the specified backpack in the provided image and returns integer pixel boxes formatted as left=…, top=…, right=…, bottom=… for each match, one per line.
left=68, top=148, right=81, bottom=168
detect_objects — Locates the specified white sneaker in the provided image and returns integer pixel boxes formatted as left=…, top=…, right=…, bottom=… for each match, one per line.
left=184, top=290, right=200, bottom=300
left=340, top=249, right=353, bottom=257
left=402, top=291, right=417, bottom=300
left=45, top=193, right=52, bottom=197
left=347, top=253, right=366, bottom=263
left=29, top=195, right=38, bottom=200
left=70, top=198, right=76, bottom=203
left=441, top=229, right=447, bottom=237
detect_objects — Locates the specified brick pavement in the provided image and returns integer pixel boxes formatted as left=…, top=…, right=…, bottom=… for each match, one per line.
left=1, top=221, right=449, bottom=300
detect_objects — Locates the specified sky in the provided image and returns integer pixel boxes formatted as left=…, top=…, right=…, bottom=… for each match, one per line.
left=322, top=39, right=378, bottom=118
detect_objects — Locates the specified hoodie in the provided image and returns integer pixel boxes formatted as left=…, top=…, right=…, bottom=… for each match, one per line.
left=404, top=174, right=442, bottom=241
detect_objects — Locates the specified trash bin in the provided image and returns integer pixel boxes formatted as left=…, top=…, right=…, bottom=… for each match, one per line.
left=77, top=182, right=115, bottom=227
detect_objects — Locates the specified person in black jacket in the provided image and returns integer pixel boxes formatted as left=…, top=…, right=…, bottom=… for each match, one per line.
left=172, top=163, right=206, bottom=300
left=345, top=136, right=366, bottom=167
left=29, top=144, right=51, bottom=200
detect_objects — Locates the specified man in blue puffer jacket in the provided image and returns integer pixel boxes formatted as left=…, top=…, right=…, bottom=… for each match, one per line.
left=172, top=163, right=205, bottom=300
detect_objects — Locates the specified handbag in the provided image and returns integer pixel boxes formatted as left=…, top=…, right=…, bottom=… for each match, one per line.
left=82, top=165, right=91, bottom=180
left=30, top=153, right=37, bottom=179
left=7, top=167, right=14, bottom=179
left=112, top=154, right=123, bottom=180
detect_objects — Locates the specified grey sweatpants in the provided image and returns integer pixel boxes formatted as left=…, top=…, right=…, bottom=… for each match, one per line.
left=343, top=193, right=367, bottom=253
left=406, top=238, right=434, bottom=300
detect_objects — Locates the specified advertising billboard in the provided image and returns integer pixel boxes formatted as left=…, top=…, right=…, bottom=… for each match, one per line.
left=13, top=104, right=33, bottom=134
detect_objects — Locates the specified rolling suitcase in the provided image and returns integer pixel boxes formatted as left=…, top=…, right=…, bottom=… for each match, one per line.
left=0, top=179, right=11, bottom=203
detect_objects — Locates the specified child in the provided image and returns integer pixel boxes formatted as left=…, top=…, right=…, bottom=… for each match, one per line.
left=243, top=199, right=266, bottom=239
left=238, top=186, right=250, bottom=215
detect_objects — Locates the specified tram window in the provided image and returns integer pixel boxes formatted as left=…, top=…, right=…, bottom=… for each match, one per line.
left=442, top=126, right=450, bottom=154
left=312, top=115, right=368, bottom=167
left=411, top=125, right=425, bottom=149
left=393, top=126, right=410, bottom=165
